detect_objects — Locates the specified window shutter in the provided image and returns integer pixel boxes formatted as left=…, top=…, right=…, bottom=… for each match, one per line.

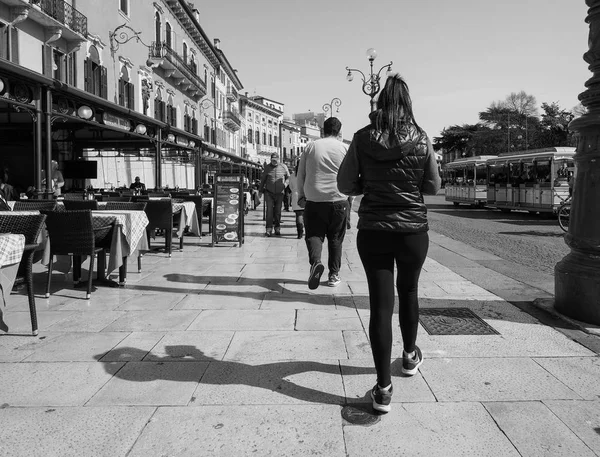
left=100, top=66, right=108, bottom=99
left=84, top=58, right=91, bottom=92
left=118, top=79, right=124, bottom=106
left=127, top=82, right=134, bottom=109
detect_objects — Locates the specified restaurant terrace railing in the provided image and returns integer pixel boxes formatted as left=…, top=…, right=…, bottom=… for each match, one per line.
left=30, top=0, right=88, bottom=36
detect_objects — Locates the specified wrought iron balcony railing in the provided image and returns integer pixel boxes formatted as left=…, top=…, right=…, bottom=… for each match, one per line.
left=223, top=109, right=241, bottom=131
left=30, top=0, right=88, bottom=36
left=226, top=86, right=238, bottom=101
left=149, top=41, right=207, bottom=96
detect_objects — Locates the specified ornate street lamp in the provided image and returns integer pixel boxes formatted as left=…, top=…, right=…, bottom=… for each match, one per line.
left=346, top=48, right=393, bottom=112
left=554, top=0, right=600, bottom=325
left=109, top=23, right=152, bottom=57
left=322, top=97, right=342, bottom=118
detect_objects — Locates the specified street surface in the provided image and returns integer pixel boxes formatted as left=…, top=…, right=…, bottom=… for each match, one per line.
left=424, top=194, right=569, bottom=276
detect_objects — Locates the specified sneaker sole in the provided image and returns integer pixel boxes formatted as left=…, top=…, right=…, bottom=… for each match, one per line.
left=327, top=281, right=341, bottom=287
left=370, top=391, right=391, bottom=413
left=308, top=263, right=324, bottom=290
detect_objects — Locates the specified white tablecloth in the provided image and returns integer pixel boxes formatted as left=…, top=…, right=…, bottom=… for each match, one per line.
left=0, top=234, right=25, bottom=332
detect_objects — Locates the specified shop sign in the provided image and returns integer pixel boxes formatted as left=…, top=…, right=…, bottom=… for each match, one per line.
left=102, top=113, right=131, bottom=131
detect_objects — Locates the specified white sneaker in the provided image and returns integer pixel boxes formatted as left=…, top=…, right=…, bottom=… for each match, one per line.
left=327, top=274, right=341, bottom=287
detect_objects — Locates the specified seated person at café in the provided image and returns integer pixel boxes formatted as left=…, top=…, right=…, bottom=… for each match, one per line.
left=130, top=176, right=146, bottom=191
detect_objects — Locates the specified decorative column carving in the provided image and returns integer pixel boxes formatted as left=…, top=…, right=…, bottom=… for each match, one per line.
left=555, top=0, right=600, bottom=324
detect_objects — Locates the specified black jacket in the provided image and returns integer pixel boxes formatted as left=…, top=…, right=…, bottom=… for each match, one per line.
left=337, top=122, right=440, bottom=232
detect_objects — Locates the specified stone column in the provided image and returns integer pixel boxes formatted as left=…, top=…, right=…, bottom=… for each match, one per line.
left=555, top=0, right=600, bottom=324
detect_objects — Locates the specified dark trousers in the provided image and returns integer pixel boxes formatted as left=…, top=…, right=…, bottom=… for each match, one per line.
left=304, top=200, right=348, bottom=275
left=264, top=191, right=283, bottom=230
left=357, top=230, right=429, bottom=387
left=294, top=209, right=304, bottom=235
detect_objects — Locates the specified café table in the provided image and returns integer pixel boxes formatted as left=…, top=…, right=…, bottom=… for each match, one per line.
left=3, top=207, right=149, bottom=286
left=0, top=233, right=25, bottom=333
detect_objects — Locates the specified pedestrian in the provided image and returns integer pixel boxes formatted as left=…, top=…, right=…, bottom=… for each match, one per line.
left=288, top=160, right=305, bottom=239
left=297, top=117, right=349, bottom=289
left=283, top=183, right=292, bottom=211
left=337, top=73, right=441, bottom=414
left=259, top=152, right=290, bottom=237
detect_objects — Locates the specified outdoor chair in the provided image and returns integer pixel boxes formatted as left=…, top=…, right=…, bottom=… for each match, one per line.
left=144, top=199, right=181, bottom=256
left=42, top=210, right=114, bottom=299
left=103, top=202, right=147, bottom=211
left=104, top=196, right=132, bottom=202
left=13, top=201, right=57, bottom=212
left=62, top=193, right=86, bottom=200
left=0, top=213, right=46, bottom=335
left=147, top=192, right=171, bottom=198
left=63, top=200, right=99, bottom=210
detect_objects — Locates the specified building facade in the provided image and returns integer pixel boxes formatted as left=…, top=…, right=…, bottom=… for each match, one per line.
left=0, top=0, right=259, bottom=195
left=240, top=94, right=283, bottom=166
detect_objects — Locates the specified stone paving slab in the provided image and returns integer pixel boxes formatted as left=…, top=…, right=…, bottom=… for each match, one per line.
left=543, top=400, right=600, bottom=455
left=0, top=406, right=156, bottom=457
left=0, top=361, right=123, bottom=406
left=191, top=359, right=345, bottom=405
left=23, top=332, right=128, bottom=362
left=420, top=358, right=582, bottom=402
left=175, top=292, right=266, bottom=309
left=344, top=402, right=521, bottom=457
left=534, top=356, right=600, bottom=400
left=87, top=361, right=209, bottom=406
left=127, top=405, right=346, bottom=457
left=485, top=401, right=597, bottom=456
left=188, top=309, right=295, bottom=331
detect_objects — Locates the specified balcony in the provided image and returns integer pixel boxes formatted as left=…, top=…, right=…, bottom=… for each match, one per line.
left=149, top=41, right=207, bottom=100
left=226, top=86, right=238, bottom=101
left=223, top=109, right=241, bottom=132
left=29, top=0, right=87, bottom=36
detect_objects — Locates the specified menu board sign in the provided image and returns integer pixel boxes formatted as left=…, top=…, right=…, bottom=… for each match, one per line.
left=213, top=174, right=244, bottom=246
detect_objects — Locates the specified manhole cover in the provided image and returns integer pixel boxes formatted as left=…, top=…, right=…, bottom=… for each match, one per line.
left=341, top=405, right=381, bottom=426
left=419, top=308, right=499, bottom=335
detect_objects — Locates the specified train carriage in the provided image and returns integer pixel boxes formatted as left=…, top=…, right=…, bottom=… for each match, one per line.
left=485, top=147, right=575, bottom=213
left=443, top=156, right=498, bottom=206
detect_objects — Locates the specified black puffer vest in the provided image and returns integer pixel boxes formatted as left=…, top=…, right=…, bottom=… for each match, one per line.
left=355, top=123, right=429, bottom=232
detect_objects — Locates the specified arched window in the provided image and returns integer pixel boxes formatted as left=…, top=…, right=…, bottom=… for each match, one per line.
left=183, top=105, right=190, bottom=132
left=84, top=45, right=106, bottom=98
left=165, top=22, right=172, bottom=48
left=247, top=128, right=253, bottom=144
left=255, top=129, right=260, bottom=145
left=154, top=12, right=161, bottom=43
left=182, top=42, right=188, bottom=64
left=190, top=54, right=196, bottom=74
left=118, top=66, right=134, bottom=108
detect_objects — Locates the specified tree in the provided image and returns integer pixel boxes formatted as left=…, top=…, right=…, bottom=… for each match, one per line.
left=537, top=102, right=576, bottom=147
left=504, top=91, right=538, bottom=117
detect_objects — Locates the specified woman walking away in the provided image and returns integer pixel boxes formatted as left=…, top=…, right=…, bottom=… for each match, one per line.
left=288, top=161, right=305, bottom=239
left=337, top=74, right=441, bottom=413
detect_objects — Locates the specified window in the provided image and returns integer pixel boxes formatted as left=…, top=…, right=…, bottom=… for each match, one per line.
left=166, top=95, right=176, bottom=127
left=247, top=128, right=253, bottom=144
left=141, top=79, right=152, bottom=116
left=84, top=45, right=107, bottom=98
left=190, top=54, right=196, bottom=74
left=154, top=89, right=165, bottom=122
left=165, top=22, right=172, bottom=48
left=204, top=123, right=210, bottom=141
left=274, top=135, right=278, bottom=148
left=118, top=66, right=134, bottom=108
left=192, top=116, right=198, bottom=135
left=262, top=132, right=266, bottom=144
left=255, top=129, right=260, bottom=145
left=268, top=134, right=272, bottom=146
left=120, top=0, right=129, bottom=15
left=155, top=12, right=161, bottom=43
left=182, top=42, right=187, bottom=64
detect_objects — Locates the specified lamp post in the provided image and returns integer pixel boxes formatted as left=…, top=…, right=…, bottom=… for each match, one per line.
left=346, top=48, right=393, bottom=112
left=554, top=0, right=600, bottom=325
left=322, top=97, right=342, bottom=118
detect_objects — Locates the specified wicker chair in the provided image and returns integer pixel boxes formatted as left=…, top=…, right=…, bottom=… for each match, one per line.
left=104, top=196, right=132, bottom=202
left=63, top=200, right=98, bottom=211
left=13, top=201, right=57, bottom=212
left=0, top=213, right=47, bottom=335
left=62, top=193, right=85, bottom=200
left=103, top=202, right=147, bottom=211
left=144, top=199, right=181, bottom=256
left=42, top=210, right=113, bottom=299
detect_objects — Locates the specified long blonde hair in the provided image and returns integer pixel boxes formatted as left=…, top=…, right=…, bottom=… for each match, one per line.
left=373, top=74, right=423, bottom=139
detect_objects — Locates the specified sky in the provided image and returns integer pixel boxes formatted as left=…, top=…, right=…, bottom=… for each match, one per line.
left=192, top=0, right=590, bottom=142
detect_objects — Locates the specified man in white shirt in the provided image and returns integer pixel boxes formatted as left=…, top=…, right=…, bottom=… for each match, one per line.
left=297, top=117, right=349, bottom=289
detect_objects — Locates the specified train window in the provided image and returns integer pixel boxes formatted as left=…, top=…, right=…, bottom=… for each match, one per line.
left=475, top=165, right=488, bottom=184
left=509, top=163, right=522, bottom=185
left=536, top=160, right=551, bottom=184
left=465, top=167, right=475, bottom=184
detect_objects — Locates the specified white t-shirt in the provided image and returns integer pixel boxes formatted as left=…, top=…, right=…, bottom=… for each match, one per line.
left=297, top=137, right=348, bottom=202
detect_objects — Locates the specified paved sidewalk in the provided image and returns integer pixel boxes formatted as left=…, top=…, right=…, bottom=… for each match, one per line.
left=0, top=207, right=599, bottom=456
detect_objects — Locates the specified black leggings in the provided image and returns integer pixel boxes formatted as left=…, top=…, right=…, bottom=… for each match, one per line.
left=357, top=230, right=429, bottom=387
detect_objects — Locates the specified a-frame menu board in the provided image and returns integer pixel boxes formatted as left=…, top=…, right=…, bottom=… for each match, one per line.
left=212, top=174, right=244, bottom=247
